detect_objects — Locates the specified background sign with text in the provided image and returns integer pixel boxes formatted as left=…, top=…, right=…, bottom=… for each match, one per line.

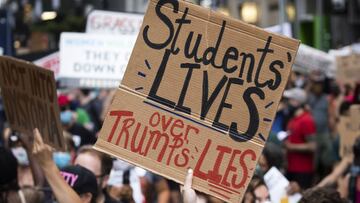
left=59, top=32, right=136, bottom=88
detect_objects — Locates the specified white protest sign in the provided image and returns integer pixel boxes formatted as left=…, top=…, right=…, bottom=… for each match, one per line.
left=59, top=32, right=137, bottom=88
left=264, top=167, right=302, bottom=203
left=294, top=44, right=335, bottom=77
left=86, top=10, right=143, bottom=36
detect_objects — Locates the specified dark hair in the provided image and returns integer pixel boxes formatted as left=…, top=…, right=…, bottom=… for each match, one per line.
left=77, top=145, right=113, bottom=176
left=339, top=101, right=351, bottom=116
left=353, top=137, right=360, bottom=160
left=263, top=142, right=284, bottom=170
left=299, top=187, right=347, bottom=203
left=80, top=89, right=91, bottom=97
left=0, top=146, right=19, bottom=203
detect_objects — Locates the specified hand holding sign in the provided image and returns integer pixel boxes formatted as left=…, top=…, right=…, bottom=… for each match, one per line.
left=182, top=169, right=198, bottom=203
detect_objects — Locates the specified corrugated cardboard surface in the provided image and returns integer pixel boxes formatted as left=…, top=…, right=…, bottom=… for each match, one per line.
left=336, top=53, right=360, bottom=84
left=339, top=105, right=360, bottom=158
left=95, top=0, right=299, bottom=202
left=0, top=56, right=64, bottom=150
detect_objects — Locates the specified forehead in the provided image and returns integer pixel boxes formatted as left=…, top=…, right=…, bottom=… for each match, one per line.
left=75, top=152, right=102, bottom=175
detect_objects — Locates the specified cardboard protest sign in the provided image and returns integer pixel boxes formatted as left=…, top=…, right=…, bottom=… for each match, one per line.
left=0, top=56, right=64, bottom=149
left=339, top=105, right=360, bottom=157
left=33, top=52, right=60, bottom=78
left=86, top=10, right=143, bottom=35
left=336, top=53, right=360, bottom=84
left=94, top=0, right=299, bottom=202
left=59, top=33, right=136, bottom=88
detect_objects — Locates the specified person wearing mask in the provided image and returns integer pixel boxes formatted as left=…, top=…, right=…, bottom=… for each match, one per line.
left=283, top=88, right=317, bottom=191
left=0, top=145, right=25, bottom=203
left=0, top=145, right=45, bottom=203
left=60, top=109, right=96, bottom=147
left=31, top=128, right=84, bottom=203
left=74, top=145, right=118, bottom=203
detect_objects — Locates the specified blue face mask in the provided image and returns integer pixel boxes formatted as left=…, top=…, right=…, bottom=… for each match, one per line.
left=11, top=147, right=29, bottom=166
left=53, top=152, right=71, bottom=169
left=60, top=111, right=73, bottom=125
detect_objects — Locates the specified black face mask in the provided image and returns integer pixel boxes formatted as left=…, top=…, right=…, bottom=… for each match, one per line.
left=287, top=104, right=300, bottom=118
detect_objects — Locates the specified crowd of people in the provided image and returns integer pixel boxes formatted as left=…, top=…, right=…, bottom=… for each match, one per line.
left=0, top=69, right=359, bottom=203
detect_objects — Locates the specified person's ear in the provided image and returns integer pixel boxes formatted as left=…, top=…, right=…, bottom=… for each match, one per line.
left=80, top=192, right=93, bottom=203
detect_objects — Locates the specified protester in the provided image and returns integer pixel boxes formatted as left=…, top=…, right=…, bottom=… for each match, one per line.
left=31, top=128, right=84, bottom=203
left=283, top=88, right=317, bottom=191
left=74, top=145, right=117, bottom=203
left=246, top=176, right=271, bottom=203
left=60, top=165, right=99, bottom=203
left=308, top=74, right=336, bottom=178
left=0, top=146, right=24, bottom=203
left=73, top=89, right=106, bottom=133
left=60, top=109, right=97, bottom=147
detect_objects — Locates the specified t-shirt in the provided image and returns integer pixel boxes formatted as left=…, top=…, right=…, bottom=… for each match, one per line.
left=286, top=112, right=316, bottom=173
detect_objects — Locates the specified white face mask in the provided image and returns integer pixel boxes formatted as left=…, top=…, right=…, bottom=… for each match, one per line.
left=295, top=78, right=305, bottom=88
left=11, top=147, right=29, bottom=166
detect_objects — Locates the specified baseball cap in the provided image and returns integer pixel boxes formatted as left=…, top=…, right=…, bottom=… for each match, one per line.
left=60, top=165, right=98, bottom=199
left=283, top=88, right=307, bottom=104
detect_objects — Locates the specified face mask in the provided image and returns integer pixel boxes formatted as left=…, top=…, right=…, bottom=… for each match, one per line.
left=113, top=159, right=133, bottom=171
left=295, top=78, right=305, bottom=88
left=11, top=147, right=29, bottom=166
left=60, top=111, right=73, bottom=125
left=53, top=152, right=71, bottom=169
left=287, top=103, right=300, bottom=118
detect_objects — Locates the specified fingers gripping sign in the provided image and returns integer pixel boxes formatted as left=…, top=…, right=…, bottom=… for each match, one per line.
left=182, top=168, right=198, bottom=203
